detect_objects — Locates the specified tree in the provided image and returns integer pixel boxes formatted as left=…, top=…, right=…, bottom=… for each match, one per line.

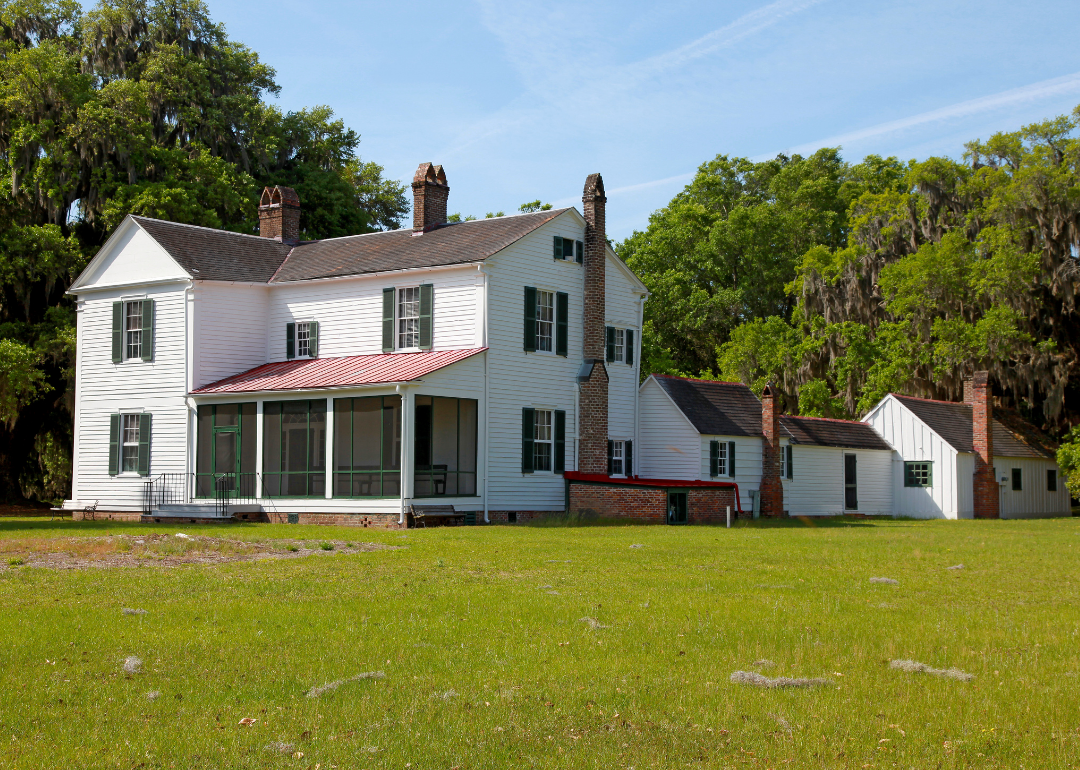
left=0, top=0, right=408, bottom=501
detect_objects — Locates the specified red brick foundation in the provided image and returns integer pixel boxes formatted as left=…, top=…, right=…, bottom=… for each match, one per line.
left=73, top=510, right=142, bottom=522
left=265, top=512, right=403, bottom=527
left=568, top=482, right=738, bottom=524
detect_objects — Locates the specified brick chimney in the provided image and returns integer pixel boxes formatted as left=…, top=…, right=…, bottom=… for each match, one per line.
left=258, top=185, right=301, bottom=244
left=578, top=173, right=609, bottom=475
left=963, top=379, right=974, bottom=405
left=970, top=371, right=999, bottom=519
left=412, top=163, right=449, bottom=232
left=759, top=384, right=784, bottom=517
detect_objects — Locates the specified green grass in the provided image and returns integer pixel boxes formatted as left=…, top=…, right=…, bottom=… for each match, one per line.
left=0, top=517, right=1078, bottom=768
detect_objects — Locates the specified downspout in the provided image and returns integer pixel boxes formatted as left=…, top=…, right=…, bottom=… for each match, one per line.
left=634, top=292, right=645, bottom=477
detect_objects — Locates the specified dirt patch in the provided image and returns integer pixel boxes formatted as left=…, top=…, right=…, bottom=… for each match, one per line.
left=0, top=534, right=391, bottom=571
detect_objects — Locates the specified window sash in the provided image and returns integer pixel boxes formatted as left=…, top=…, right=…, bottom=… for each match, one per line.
left=296, top=322, right=311, bottom=358
left=611, top=440, right=624, bottom=476
left=534, top=409, right=553, bottom=471
left=536, top=291, right=554, bottom=352
left=124, top=301, right=143, bottom=360
left=613, top=329, right=625, bottom=363
left=398, top=287, right=420, bottom=349
left=121, top=414, right=140, bottom=472
left=904, top=461, right=932, bottom=487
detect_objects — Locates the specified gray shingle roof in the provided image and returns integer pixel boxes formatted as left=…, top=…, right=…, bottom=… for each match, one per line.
left=780, top=415, right=892, bottom=451
left=272, top=209, right=568, bottom=282
left=133, top=217, right=291, bottom=283
left=132, top=209, right=570, bottom=284
left=654, top=376, right=893, bottom=450
left=892, top=395, right=1054, bottom=459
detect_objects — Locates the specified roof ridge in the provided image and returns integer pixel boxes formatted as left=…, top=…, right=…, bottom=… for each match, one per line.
left=654, top=373, right=748, bottom=387
left=132, top=215, right=288, bottom=245
left=783, top=413, right=870, bottom=425
left=891, top=392, right=965, bottom=406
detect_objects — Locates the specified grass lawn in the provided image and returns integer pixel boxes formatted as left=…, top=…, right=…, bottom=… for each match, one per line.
left=0, top=517, right=1078, bottom=769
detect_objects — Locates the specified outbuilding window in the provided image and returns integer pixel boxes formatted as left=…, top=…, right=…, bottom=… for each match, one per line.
left=1011, top=468, right=1022, bottom=491
left=1047, top=469, right=1057, bottom=492
left=904, top=461, right=932, bottom=487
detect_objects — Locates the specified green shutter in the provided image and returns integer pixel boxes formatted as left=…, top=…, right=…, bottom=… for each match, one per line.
left=554, top=410, right=566, bottom=473
left=575, top=240, right=584, bottom=264
left=728, top=441, right=736, bottom=477
left=606, top=326, right=615, bottom=362
left=141, top=299, right=154, bottom=361
left=709, top=440, right=719, bottom=477
left=786, top=445, right=793, bottom=479
left=382, top=288, right=395, bottom=352
left=553, top=235, right=563, bottom=260
left=308, top=321, right=318, bottom=358
left=607, top=440, right=614, bottom=475
left=108, top=414, right=120, bottom=476
left=521, top=408, right=535, bottom=473
left=625, top=440, right=633, bottom=477
left=419, top=284, right=433, bottom=349
left=137, top=413, right=151, bottom=476
left=111, top=302, right=123, bottom=363
left=523, top=287, right=537, bottom=352
left=286, top=322, right=295, bottom=359
left=626, top=328, right=634, bottom=366
left=555, top=292, right=568, bottom=357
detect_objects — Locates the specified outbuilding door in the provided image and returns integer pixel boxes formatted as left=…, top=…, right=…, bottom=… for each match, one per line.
left=667, top=491, right=688, bottom=524
left=844, top=454, right=858, bottom=511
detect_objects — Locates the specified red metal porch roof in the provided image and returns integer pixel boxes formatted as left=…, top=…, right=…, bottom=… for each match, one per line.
left=191, top=348, right=486, bottom=395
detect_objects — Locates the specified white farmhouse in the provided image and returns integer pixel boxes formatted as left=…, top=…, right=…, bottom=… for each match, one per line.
left=65, top=165, right=652, bottom=525
left=864, top=375, right=1070, bottom=519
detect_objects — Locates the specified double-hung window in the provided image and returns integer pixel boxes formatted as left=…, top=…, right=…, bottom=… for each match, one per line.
left=709, top=440, right=735, bottom=478
left=398, top=287, right=420, bottom=349
left=121, top=414, right=140, bottom=473
left=296, top=322, right=312, bottom=358
left=536, top=290, right=554, bottom=352
left=605, top=326, right=635, bottom=365
left=533, top=409, right=553, bottom=471
left=124, top=301, right=143, bottom=360
left=608, top=439, right=632, bottom=476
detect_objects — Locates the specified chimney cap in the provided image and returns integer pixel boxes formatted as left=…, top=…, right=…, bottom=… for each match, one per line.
left=259, top=185, right=300, bottom=209
left=762, top=383, right=777, bottom=398
left=583, top=172, right=606, bottom=201
left=413, top=162, right=448, bottom=188
left=972, top=370, right=990, bottom=387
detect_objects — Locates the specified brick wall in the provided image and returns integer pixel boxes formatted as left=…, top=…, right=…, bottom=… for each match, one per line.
left=568, top=483, right=738, bottom=524
left=759, top=384, right=785, bottom=518
left=580, top=173, right=609, bottom=475
left=578, top=363, right=609, bottom=475
left=971, top=371, right=1000, bottom=519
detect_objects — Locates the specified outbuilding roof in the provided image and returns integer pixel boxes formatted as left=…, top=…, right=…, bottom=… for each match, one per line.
left=651, top=375, right=892, bottom=450
left=891, top=394, right=1055, bottom=459
left=191, top=348, right=485, bottom=395
left=131, top=209, right=568, bottom=284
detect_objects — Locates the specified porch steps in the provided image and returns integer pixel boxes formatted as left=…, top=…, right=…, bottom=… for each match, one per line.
left=141, top=503, right=265, bottom=525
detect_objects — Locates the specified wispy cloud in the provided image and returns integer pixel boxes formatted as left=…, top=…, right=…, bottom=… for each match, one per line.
left=785, top=71, right=1080, bottom=156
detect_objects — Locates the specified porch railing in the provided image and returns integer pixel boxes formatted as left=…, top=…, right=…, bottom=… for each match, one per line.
left=212, top=472, right=260, bottom=517
left=143, top=473, right=195, bottom=515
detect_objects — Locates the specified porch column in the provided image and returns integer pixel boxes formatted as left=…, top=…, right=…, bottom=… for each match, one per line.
left=324, top=397, right=334, bottom=499
left=255, top=400, right=264, bottom=499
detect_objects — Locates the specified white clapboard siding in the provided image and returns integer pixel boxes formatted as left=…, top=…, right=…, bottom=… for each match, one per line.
left=267, top=265, right=481, bottom=362
left=864, top=395, right=961, bottom=518
left=193, top=282, right=270, bottom=387
left=638, top=378, right=699, bottom=480
left=73, top=286, right=190, bottom=509
left=783, top=444, right=892, bottom=516
left=484, top=212, right=586, bottom=510
left=992, top=456, right=1072, bottom=518
left=699, top=435, right=762, bottom=513
left=605, top=254, right=644, bottom=441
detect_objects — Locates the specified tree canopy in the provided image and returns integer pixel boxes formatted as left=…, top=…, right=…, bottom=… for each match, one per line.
left=0, top=0, right=409, bottom=501
left=621, top=111, right=1080, bottom=440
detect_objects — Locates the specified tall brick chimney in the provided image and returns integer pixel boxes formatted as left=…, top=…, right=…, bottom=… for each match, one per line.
left=578, top=173, right=609, bottom=475
left=412, top=162, right=449, bottom=232
left=258, top=186, right=301, bottom=244
left=759, top=384, right=784, bottom=517
left=970, top=371, right=999, bottom=519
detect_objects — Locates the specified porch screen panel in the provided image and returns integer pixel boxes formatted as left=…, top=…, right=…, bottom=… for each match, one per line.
left=414, top=396, right=478, bottom=497
left=262, top=400, right=326, bottom=497
left=196, top=403, right=258, bottom=497
left=333, top=395, right=401, bottom=497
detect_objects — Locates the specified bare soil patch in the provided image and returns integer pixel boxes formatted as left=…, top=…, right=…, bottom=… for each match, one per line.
left=0, top=533, right=390, bottom=571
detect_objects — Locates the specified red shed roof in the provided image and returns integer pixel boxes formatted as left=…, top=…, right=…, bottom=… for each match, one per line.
left=192, top=348, right=486, bottom=395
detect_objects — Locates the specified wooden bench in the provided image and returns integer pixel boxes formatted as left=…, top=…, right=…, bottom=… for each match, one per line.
left=409, top=504, right=459, bottom=528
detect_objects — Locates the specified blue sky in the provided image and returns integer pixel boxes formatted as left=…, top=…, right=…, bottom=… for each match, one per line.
left=203, top=0, right=1080, bottom=240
